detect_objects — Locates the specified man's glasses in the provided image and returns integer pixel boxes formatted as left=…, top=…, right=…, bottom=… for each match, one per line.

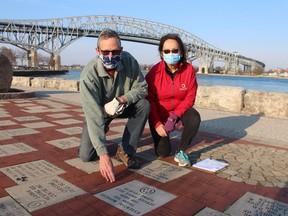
left=162, top=49, right=179, bottom=54
left=100, top=49, right=122, bottom=56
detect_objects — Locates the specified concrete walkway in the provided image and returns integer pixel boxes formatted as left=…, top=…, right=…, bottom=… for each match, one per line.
left=0, top=86, right=287, bottom=215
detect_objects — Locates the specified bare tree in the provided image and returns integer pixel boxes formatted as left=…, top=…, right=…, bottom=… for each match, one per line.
left=15, top=49, right=27, bottom=66
left=0, top=46, right=16, bottom=64
left=38, top=53, right=50, bottom=68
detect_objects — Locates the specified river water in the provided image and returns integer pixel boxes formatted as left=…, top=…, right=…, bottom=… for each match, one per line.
left=48, top=69, right=288, bottom=93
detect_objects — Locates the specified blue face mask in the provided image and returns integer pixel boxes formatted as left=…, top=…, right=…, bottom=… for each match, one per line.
left=163, top=53, right=181, bottom=65
left=99, top=54, right=122, bottom=70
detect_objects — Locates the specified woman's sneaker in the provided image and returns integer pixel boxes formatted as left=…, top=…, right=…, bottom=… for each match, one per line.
left=174, top=150, right=191, bottom=167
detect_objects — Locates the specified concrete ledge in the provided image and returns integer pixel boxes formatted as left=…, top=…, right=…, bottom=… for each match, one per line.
left=11, top=76, right=288, bottom=119
left=195, top=86, right=245, bottom=113
left=242, top=90, right=288, bottom=118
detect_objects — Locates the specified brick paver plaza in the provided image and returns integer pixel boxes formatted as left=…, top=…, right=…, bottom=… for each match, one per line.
left=0, top=97, right=287, bottom=215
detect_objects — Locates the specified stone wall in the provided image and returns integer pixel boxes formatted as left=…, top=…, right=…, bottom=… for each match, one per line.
left=11, top=76, right=288, bottom=119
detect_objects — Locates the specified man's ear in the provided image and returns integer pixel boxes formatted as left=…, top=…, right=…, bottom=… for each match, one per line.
left=96, top=47, right=100, bottom=55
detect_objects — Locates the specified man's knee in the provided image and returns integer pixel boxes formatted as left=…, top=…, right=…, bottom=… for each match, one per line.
left=79, top=152, right=91, bottom=162
left=137, top=99, right=150, bottom=111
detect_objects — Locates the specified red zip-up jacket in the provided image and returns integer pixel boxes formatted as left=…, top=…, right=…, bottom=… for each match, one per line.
left=145, top=60, right=198, bottom=129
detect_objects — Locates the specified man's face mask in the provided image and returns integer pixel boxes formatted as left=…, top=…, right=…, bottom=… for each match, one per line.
left=99, top=53, right=122, bottom=70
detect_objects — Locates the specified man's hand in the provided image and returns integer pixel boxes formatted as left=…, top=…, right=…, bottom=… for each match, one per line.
left=99, top=154, right=115, bottom=182
left=104, top=97, right=127, bottom=116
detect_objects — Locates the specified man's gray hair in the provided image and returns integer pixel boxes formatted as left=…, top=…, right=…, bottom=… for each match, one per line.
left=97, top=29, right=121, bottom=48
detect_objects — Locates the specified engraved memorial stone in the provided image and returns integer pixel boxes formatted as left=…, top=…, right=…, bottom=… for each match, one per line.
left=4, top=128, right=39, bottom=137
left=22, top=121, right=56, bottom=129
left=0, top=160, right=65, bottom=183
left=135, top=160, right=192, bottom=183
left=0, top=143, right=37, bottom=157
left=0, top=120, right=16, bottom=126
left=46, top=137, right=81, bottom=149
left=225, top=192, right=288, bottom=216
left=95, top=180, right=177, bottom=215
left=5, top=176, right=86, bottom=212
left=46, top=113, right=72, bottom=118
left=0, top=196, right=31, bottom=216
left=56, top=126, right=83, bottom=135
left=195, top=207, right=227, bottom=215
left=14, top=116, right=42, bottom=122
left=52, top=118, right=82, bottom=125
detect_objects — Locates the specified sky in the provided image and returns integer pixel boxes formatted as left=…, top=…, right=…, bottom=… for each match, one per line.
left=0, top=0, right=287, bottom=71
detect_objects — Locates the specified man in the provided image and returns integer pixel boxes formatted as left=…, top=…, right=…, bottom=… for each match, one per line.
left=79, top=29, right=150, bottom=182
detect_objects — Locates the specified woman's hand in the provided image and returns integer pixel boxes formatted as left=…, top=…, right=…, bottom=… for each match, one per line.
left=156, top=124, right=168, bottom=137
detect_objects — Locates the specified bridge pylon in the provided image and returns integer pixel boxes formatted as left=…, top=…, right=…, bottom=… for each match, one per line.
left=27, top=50, right=38, bottom=68
left=49, top=54, right=61, bottom=70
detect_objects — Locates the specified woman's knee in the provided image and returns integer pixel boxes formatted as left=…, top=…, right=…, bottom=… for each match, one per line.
left=182, top=108, right=201, bottom=128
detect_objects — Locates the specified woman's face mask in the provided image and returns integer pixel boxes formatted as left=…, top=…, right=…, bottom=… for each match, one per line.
left=163, top=53, right=181, bottom=65
left=99, top=54, right=122, bottom=70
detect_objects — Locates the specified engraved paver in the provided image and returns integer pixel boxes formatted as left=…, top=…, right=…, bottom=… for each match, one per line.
left=195, top=207, right=228, bottom=215
left=23, top=107, right=67, bottom=113
left=0, top=143, right=37, bottom=157
left=0, top=120, right=16, bottom=126
left=5, top=176, right=86, bottom=212
left=46, top=113, right=72, bottom=118
left=56, top=127, right=83, bottom=135
left=0, top=160, right=65, bottom=184
left=134, top=160, right=192, bottom=183
left=0, top=113, right=11, bottom=118
left=3, top=128, right=39, bottom=137
left=225, top=192, right=288, bottom=216
left=95, top=180, right=177, bottom=215
left=0, top=131, right=12, bottom=140
left=14, top=116, right=42, bottom=122
left=46, top=137, right=81, bottom=149
left=65, top=158, right=122, bottom=174
left=22, top=122, right=56, bottom=129
left=0, top=196, right=31, bottom=216
left=52, top=118, right=82, bottom=125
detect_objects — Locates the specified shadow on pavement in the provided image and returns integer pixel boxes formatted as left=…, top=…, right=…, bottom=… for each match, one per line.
left=186, top=113, right=263, bottom=164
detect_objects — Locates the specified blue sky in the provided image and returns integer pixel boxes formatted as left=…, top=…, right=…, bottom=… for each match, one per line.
left=0, top=0, right=287, bottom=70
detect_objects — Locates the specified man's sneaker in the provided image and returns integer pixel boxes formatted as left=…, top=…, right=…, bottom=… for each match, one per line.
left=116, top=145, right=141, bottom=169
left=174, top=150, right=191, bottom=167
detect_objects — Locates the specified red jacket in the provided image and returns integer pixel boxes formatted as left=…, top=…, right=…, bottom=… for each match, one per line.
left=145, top=60, right=198, bottom=128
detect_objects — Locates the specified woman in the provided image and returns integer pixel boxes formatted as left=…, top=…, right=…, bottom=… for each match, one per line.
left=145, top=33, right=201, bottom=167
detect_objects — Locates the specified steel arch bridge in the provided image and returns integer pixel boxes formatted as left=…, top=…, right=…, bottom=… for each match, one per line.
left=0, top=15, right=265, bottom=72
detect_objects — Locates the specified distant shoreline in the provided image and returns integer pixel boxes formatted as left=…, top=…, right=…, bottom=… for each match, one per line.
left=12, top=69, right=288, bottom=81
left=13, top=69, right=68, bottom=77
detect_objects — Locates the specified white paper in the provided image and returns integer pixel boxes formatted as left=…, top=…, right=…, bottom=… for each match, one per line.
left=192, top=158, right=229, bottom=172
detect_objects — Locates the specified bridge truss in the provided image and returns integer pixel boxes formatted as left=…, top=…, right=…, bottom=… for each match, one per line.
left=0, top=15, right=265, bottom=72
